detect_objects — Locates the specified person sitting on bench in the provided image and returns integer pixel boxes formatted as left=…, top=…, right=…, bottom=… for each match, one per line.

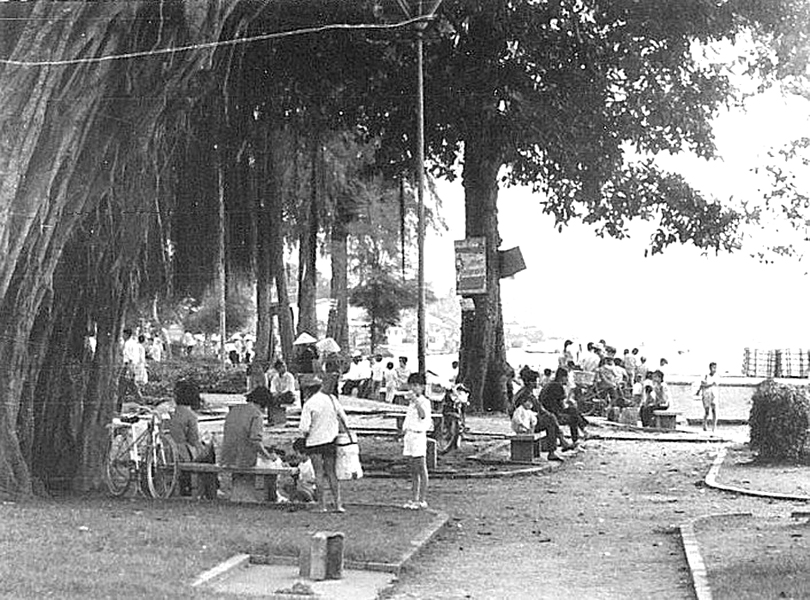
left=167, top=378, right=215, bottom=496
left=512, top=369, right=567, bottom=461
left=640, top=370, right=670, bottom=427
left=269, top=359, right=296, bottom=406
left=221, top=386, right=275, bottom=468
left=540, top=367, right=589, bottom=446
left=511, top=393, right=537, bottom=434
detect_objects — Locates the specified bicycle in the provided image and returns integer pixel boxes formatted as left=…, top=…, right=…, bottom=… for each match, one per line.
left=104, top=406, right=179, bottom=499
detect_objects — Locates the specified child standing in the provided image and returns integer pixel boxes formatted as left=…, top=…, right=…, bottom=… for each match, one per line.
left=402, top=372, right=431, bottom=509
left=384, top=361, right=398, bottom=403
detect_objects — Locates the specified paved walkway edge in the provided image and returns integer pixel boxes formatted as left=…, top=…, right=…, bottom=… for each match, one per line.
left=680, top=512, right=754, bottom=600
left=190, top=504, right=450, bottom=593
left=679, top=520, right=713, bottom=600
left=705, top=445, right=810, bottom=502
left=191, top=552, right=250, bottom=588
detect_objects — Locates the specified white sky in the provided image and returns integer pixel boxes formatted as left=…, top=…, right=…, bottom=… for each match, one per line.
left=426, top=87, right=810, bottom=365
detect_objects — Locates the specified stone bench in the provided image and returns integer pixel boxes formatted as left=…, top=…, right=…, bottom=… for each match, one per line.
left=509, top=431, right=547, bottom=462
left=178, top=462, right=298, bottom=502
left=652, top=410, right=681, bottom=430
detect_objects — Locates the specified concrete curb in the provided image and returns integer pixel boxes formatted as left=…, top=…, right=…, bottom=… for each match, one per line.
left=679, top=513, right=753, bottom=600
left=190, top=503, right=450, bottom=594
left=191, top=553, right=250, bottom=588
left=679, top=520, right=713, bottom=600
left=684, top=445, right=810, bottom=600
left=705, top=446, right=810, bottom=502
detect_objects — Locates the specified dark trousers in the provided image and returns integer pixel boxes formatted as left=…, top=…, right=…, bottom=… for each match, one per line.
left=640, top=404, right=667, bottom=427
left=555, top=406, right=588, bottom=443
left=179, top=442, right=216, bottom=497
left=535, top=411, right=561, bottom=453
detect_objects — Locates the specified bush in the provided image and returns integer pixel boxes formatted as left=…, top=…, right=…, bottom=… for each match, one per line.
left=749, top=379, right=810, bottom=461
left=142, top=358, right=247, bottom=400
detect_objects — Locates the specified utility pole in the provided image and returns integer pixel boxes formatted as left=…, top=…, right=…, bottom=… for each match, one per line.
left=216, top=144, right=227, bottom=364
left=416, top=8, right=427, bottom=376
left=396, top=0, right=442, bottom=376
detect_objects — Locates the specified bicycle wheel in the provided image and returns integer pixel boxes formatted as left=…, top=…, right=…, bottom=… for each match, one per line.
left=145, top=433, right=179, bottom=499
left=104, top=432, right=132, bottom=497
left=435, top=415, right=460, bottom=455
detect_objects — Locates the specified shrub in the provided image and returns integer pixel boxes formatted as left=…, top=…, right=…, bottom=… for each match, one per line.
left=142, top=358, right=247, bottom=401
left=749, top=379, right=810, bottom=461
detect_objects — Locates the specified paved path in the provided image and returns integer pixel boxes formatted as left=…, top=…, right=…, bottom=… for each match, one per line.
left=354, top=433, right=801, bottom=599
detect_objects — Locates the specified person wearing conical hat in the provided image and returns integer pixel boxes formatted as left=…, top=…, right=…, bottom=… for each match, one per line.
left=293, top=332, right=319, bottom=374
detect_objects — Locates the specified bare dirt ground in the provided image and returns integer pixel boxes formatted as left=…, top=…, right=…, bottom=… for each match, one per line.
left=337, top=425, right=808, bottom=600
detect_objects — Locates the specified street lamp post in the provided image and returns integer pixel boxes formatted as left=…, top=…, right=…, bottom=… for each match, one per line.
left=397, top=0, right=442, bottom=377
left=415, top=18, right=427, bottom=377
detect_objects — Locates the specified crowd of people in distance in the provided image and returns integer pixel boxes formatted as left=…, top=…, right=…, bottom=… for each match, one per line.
left=511, top=338, right=721, bottom=433
left=508, top=339, right=682, bottom=440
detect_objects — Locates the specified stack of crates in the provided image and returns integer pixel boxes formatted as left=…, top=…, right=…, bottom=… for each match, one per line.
left=776, top=349, right=810, bottom=378
left=743, top=348, right=810, bottom=378
left=742, top=348, right=776, bottom=378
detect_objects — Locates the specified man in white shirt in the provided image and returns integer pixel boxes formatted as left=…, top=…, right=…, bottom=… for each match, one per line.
left=370, top=354, right=385, bottom=400
left=341, top=352, right=366, bottom=397
left=356, top=355, right=372, bottom=398
left=269, top=359, right=297, bottom=406
left=580, top=342, right=600, bottom=372
left=697, top=362, right=719, bottom=432
left=119, top=328, right=144, bottom=407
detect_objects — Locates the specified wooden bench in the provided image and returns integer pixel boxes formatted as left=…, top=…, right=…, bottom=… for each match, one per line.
left=652, top=410, right=680, bottom=430
left=509, top=431, right=547, bottom=462
left=178, top=462, right=298, bottom=502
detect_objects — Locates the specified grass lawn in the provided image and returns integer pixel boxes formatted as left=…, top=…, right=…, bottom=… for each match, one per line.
left=0, top=495, right=434, bottom=599
left=694, top=514, right=810, bottom=600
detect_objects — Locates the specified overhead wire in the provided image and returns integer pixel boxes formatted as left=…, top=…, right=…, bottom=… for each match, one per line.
left=0, top=15, right=433, bottom=67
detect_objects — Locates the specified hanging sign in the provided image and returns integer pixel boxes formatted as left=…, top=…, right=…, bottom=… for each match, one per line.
left=454, top=237, right=487, bottom=295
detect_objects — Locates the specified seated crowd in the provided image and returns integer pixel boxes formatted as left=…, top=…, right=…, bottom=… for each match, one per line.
left=511, top=339, right=672, bottom=430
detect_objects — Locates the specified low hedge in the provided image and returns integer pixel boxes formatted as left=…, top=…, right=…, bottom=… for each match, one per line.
left=749, top=379, right=810, bottom=461
left=141, top=357, right=247, bottom=400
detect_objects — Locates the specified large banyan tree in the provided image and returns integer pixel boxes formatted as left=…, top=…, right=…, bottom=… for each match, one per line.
left=0, top=0, right=409, bottom=499
left=0, top=1, right=243, bottom=498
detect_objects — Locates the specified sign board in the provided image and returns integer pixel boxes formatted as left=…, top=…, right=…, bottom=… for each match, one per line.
left=454, top=237, right=487, bottom=295
left=498, top=246, right=526, bottom=278
left=459, top=297, right=475, bottom=312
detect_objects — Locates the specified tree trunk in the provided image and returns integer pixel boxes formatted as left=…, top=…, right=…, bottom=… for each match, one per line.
left=0, top=1, right=235, bottom=497
left=297, top=135, right=319, bottom=337
left=267, top=129, right=294, bottom=364
left=458, top=136, right=507, bottom=413
left=326, top=205, right=349, bottom=351
left=252, top=128, right=272, bottom=364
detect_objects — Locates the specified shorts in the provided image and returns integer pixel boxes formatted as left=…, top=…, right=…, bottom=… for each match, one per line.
left=304, top=440, right=337, bottom=458
left=702, top=394, right=718, bottom=410
left=403, top=430, right=427, bottom=457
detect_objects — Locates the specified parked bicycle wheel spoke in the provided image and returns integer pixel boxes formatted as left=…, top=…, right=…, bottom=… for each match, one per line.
left=146, top=434, right=179, bottom=499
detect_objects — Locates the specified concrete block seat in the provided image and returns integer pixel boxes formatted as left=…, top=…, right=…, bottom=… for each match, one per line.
left=509, top=431, right=548, bottom=462
left=652, top=410, right=680, bottom=430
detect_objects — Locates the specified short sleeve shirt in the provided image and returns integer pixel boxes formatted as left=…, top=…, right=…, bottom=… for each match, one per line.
left=402, top=395, right=431, bottom=433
